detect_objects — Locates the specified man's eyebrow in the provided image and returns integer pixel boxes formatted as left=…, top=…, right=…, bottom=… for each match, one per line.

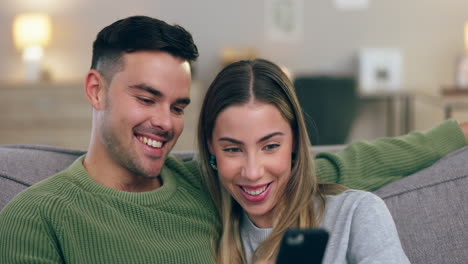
left=218, top=132, right=284, bottom=145
left=129, top=84, right=191, bottom=105
left=129, top=84, right=162, bottom=97
left=176, top=97, right=191, bottom=105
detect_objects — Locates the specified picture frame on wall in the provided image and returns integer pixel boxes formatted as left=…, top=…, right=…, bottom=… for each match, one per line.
left=265, top=0, right=303, bottom=42
left=334, top=0, right=370, bottom=10
left=358, top=48, right=403, bottom=95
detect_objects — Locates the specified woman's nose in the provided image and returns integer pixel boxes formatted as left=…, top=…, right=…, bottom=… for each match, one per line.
left=241, top=156, right=264, bottom=182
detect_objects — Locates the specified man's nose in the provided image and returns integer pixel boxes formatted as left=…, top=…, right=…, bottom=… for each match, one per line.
left=150, top=105, right=173, bottom=132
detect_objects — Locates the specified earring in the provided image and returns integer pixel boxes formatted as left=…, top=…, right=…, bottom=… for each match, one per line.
left=291, top=152, right=297, bottom=165
left=210, top=155, right=218, bottom=170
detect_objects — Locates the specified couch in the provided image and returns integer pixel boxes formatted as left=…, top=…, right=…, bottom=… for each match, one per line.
left=1, top=144, right=468, bottom=263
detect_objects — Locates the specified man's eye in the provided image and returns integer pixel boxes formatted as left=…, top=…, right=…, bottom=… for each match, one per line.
left=172, top=106, right=185, bottom=115
left=137, top=97, right=154, bottom=104
left=223, top=147, right=241, bottom=153
left=264, top=144, right=280, bottom=151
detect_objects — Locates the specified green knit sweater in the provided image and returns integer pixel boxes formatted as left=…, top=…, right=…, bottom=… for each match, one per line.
left=0, top=120, right=465, bottom=263
left=0, top=157, right=219, bottom=263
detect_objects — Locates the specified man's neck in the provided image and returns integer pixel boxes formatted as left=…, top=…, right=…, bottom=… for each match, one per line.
left=83, top=145, right=163, bottom=193
left=108, top=175, right=162, bottom=192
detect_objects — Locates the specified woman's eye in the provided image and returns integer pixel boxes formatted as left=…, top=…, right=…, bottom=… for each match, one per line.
left=264, top=144, right=280, bottom=151
left=223, top=147, right=241, bottom=153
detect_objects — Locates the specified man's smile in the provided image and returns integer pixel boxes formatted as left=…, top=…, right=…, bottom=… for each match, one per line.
left=137, top=135, right=164, bottom=148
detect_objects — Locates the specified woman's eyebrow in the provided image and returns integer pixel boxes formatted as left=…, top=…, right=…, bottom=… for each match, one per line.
left=257, top=132, right=284, bottom=143
left=218, top=137, right=243, bottom=145
left=217, top=132, right=284, bottom=145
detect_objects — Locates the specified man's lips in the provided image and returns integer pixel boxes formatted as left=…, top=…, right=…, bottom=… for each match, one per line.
left=134, top=131, right=170, bottom=151
left=137, top=135, right=164, bottom=148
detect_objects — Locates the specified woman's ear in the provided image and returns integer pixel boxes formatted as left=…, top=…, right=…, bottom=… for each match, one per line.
left=84, top=70, right=107, bottom=110
left=292, top=136, right=298, bottom=153
left=208, top=140, right=214, bottom=155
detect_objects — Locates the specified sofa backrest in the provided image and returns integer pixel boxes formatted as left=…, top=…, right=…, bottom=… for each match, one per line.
left=0, top=144, right=345, bottom=210
left=0, top=144, right=198, bottom=209
left=0, top=145, right=85, bottom=208
left=374, top=146, right=468, bottom=264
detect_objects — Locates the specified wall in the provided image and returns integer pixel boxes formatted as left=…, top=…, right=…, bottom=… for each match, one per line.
left=2, top=0, right=467, bottom=88
left=1, top=0, right=468, bottom=142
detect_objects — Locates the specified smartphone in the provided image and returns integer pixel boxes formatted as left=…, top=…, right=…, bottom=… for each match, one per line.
left=276, top=228, right=329, bottom=264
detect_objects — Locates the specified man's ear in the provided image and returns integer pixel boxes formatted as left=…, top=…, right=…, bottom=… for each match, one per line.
left=84, top=70, right=107, bottom=110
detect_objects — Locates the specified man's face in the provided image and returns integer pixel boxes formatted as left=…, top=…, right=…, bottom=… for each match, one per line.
left=97, top=51, right=191, bottom=178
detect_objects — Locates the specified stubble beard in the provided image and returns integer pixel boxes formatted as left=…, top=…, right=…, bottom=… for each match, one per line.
left=100, top=114, right=162, bottom=180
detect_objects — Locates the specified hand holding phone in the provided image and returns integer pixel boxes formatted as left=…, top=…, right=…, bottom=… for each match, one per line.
left=276, top=228, right=329, bottom=264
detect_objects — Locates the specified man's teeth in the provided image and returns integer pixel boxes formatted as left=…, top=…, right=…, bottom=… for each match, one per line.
left=242, top=185, right=268, bottom=196
left=138, top=136, right=163, bottom=148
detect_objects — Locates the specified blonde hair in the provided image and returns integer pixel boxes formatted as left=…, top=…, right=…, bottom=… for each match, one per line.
left=197, top=59, right=346, bottom=263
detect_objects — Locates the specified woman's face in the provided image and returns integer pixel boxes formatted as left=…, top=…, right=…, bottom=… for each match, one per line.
left=210, top=102, right=294, bottom=228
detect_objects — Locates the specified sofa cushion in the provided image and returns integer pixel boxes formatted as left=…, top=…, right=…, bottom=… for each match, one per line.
left=374, top=145, right=468, bottom=264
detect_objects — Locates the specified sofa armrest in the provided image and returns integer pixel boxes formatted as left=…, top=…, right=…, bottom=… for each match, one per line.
left=374, top=145, right=468, bottom=263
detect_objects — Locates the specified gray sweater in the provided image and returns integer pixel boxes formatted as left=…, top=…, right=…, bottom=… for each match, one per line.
left=240, top=190, right=410, bottom=263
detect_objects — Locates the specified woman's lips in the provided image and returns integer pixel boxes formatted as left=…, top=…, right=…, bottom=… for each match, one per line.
left=239, top=183, right=272, bottom=202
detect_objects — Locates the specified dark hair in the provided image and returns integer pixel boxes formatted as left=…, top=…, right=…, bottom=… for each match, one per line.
left=90, top=15, right=199, bottom=81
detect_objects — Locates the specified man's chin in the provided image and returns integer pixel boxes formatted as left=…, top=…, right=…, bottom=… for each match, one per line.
left=137, top=140, right=176, bottom=176
left=139, top=162, right=164, bottom=178
left=139, top=173, right=161, bottom=179
left=147, top=141, right=175, bottom=160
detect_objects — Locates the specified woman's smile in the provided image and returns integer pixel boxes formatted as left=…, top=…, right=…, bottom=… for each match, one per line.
left=211, top=102, right=294, bottom=228
left=238, top=182, right=272, bottom=202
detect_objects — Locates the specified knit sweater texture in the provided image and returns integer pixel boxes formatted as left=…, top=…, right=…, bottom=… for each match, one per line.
left=0, top=120, right=465, bottom=263
left=0, top=156, right=219, bottom=263
left=241, top=190, right=411, bottom=264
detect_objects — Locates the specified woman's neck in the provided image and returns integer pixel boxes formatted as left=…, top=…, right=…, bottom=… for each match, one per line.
left=246, top=211, right=274, bottom=229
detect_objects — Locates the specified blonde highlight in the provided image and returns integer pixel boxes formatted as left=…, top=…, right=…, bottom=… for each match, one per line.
left=197, top=59, right=346, bottom=264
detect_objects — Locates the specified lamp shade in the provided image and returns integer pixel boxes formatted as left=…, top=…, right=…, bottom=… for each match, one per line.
left=465, top=21, right=468, bottom=53
left=13, top=13, right=51, bottom=50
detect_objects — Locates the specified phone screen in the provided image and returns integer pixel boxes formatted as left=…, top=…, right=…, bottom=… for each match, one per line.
left=276, top=228, right=329, bottom=264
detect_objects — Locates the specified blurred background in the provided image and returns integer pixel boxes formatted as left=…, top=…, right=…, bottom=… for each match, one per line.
left=1, top=0, right=468, bottom=150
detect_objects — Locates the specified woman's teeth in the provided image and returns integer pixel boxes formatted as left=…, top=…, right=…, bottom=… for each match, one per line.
left=241, top=185, right=268, bottom=196
left=138, top=136, right=163, bottom=148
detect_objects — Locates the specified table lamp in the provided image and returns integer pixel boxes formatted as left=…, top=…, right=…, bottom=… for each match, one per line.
left=13, top=13, right=51, bottom=82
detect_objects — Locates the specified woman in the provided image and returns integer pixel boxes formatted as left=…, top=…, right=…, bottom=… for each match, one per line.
left=197, top=58, right=410, bottom=263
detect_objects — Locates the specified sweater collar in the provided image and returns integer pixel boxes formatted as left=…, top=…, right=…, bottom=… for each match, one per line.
left=241, top=210, right=273, bottom=244
left=65, top=155, right=178, bottom=206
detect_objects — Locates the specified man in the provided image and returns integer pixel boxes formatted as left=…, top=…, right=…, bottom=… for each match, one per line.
left=0, top=15, right=467, bottom=263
